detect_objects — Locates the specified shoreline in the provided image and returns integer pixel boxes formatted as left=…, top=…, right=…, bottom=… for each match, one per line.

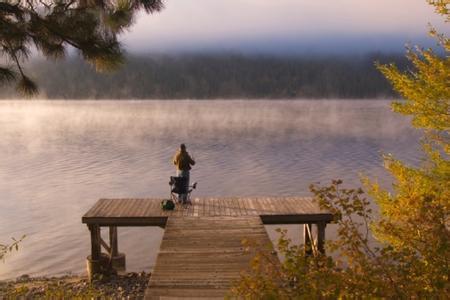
left=0, top=272, right=150, bottom=299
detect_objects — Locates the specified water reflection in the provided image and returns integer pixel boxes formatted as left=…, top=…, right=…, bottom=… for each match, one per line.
left=0, top=100, right=421, bottom=279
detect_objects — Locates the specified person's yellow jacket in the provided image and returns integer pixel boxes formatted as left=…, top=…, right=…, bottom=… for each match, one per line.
left=173, top=150, right=195, bottom=171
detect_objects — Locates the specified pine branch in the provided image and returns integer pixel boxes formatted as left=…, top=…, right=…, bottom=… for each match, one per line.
left=0, top=67, right=17, bottom=82
left=0, top=0, right=165, bottom=96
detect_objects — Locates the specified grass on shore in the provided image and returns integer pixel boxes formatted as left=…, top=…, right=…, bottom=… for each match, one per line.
left=0, top=272, right=150, bottom=299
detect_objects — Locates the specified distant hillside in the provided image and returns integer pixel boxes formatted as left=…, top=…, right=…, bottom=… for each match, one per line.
left=1, top=53, right=407, bottom=99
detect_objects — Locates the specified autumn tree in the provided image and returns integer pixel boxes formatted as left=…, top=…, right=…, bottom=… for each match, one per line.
left=232, top=1, right=449, bottom=298
left=365, top=0, right=449, bottom=293
left=0, top=0, right=163, bottom=95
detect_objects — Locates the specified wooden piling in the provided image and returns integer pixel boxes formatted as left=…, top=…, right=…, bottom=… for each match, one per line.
left=317, top=222, right=326, bottom=254
left=89, top=224, right=101, bottom=260
left=303, top=223, right=313, bottom=256
left=109, top=226, right=118, bottom=257
left=109, top=226, right=126, bottom=271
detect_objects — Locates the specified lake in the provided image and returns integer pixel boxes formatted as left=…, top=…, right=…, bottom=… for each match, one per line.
left=0, top=100, right=421, bottom=280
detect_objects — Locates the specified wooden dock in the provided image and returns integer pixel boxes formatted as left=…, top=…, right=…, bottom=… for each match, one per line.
left=145, top=216, right=273, bottom=299
left=82, top=197, right=333, bottom=299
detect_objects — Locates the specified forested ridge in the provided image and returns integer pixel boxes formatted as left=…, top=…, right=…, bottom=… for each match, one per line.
left=1, top=53, right=407, bottom=99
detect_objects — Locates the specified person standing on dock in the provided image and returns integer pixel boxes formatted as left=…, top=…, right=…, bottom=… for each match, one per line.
left=173, top=143, right=195, bottom=203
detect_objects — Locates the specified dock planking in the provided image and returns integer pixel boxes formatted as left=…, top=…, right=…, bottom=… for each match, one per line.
left=81, top=197, right=333, bottom=299
left=82, top=197, right=333, bottom=226
left=144, top=216, right=275, bottom=299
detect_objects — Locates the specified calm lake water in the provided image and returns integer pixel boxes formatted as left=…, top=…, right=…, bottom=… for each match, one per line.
left=0, top=100, right=422, bottom=280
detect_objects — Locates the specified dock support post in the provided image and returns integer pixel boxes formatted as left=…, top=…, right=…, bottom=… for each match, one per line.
left=90, top=225, right=101, bottom=260
left=317, top=222, right=326, bottom=254
left=109, top=226, right=118, bottom=257
left=303, top=223, right=313, bottom=256
left=109, top=226, right=126, bottom=271
left=86, top=225, right=108, bottom=281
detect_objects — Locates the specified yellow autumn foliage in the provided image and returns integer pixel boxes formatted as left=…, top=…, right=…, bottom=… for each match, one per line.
left=231, top=1, right=449, bottom=298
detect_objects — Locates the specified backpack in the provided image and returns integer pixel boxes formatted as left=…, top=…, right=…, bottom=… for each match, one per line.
left=161, top=199, right=175, bottom=210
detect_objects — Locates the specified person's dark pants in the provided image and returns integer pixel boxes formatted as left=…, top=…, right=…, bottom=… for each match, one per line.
left=177, top=170, right=190, bottom=203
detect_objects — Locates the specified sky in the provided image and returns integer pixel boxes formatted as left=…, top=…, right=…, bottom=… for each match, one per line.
left=120, top=0, right=448, bottom=55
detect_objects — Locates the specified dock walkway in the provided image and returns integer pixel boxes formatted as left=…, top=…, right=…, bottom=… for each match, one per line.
left=145, top=216, right=272, bottom=299
left=82, top=197, right=333, bottom=299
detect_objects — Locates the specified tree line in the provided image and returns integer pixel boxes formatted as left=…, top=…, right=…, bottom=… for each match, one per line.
left=1, top=53, right=408, bottom=99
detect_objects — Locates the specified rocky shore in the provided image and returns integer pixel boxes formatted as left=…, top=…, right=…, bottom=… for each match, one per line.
left=0, top=272, right=150, bottom=299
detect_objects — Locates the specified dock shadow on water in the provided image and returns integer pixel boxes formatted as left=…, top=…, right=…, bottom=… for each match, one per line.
left=0, top=99, right=421, bottom=280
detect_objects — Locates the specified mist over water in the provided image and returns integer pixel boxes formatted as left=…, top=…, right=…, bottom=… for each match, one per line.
left=0, top=100, right=421, bottom=280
